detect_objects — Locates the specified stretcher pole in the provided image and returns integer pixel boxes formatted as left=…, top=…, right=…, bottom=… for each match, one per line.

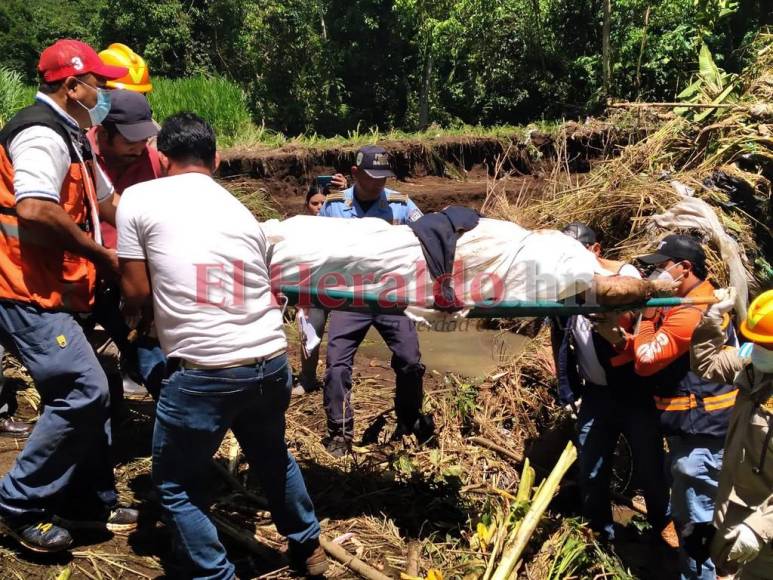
left=278, top=286, right=718, bottom=318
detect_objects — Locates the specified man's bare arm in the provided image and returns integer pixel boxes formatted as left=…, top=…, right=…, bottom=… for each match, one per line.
left=592, top=275, right=677, bottom=306
left=120, top=258, right=152, bottom=309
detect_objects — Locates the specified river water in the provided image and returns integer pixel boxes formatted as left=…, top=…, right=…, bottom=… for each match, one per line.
left=357, top=322, right=528, bottom=378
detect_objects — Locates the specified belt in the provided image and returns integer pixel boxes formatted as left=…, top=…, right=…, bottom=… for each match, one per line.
left=179, top=349, right=286, bottom=370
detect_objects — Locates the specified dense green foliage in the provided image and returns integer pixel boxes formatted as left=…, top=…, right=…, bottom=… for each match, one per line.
left=0, top=68, right=35, bottom=126
left=0, top=0, right=767, bottom=135
left=147, top=76, right=253, bottom=141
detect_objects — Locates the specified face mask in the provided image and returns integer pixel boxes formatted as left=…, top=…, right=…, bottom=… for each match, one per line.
left=74, top=80, right=112, bottom=127
left=648, top=263, right=682, bottom=284
left=751, top=343, right=773, bottom=373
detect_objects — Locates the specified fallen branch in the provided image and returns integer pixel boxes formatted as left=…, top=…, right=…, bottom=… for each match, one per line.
left=211, top=460, right=269, bottom=508
left=406, top=540, right=420, bottom=577
left=610, top=101, right=742, bottom=110
left=212, top=514, right=283, bottom=565
left=319, top=536, right=391, bottom=580
left=469, top=436, right=524, bottom=463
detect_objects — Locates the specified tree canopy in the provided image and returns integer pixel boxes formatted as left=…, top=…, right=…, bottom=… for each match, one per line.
left=0, top=0, right=767, bottom=135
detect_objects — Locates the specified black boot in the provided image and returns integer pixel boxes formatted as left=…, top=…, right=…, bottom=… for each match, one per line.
left=395, top=413, right=435, bottom=445
left=324, top=433, right=352, bottom=458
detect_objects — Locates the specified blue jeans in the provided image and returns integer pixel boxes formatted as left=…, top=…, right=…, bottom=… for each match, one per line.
left=668, top=435, right=725, bottom=580
left=153, top=353, right=320, bottom=580
left=0, top=301, right=115, bottom=522
left=577, top=387, right=669, bottom=541
left=0, top=343, right=9, bottom=416
left=135, top=336, right=166, bottom=400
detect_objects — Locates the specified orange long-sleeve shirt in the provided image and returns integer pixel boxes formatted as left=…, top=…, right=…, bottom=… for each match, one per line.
left=626, top=280, right=714, bottom=377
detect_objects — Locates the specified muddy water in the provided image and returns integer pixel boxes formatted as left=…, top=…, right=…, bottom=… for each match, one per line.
left=357, top=322, right=528, bottom=377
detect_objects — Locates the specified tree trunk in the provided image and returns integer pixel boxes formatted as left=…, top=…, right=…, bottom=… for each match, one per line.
left=418, top=38, right=433, bottom=129
left=318, top=1, right=327, bottom=40
left=529, top=0, right=546, bottom=69
left=635, top=5, right=651, bottom=98
left=602, top=0, right=612, bottom=101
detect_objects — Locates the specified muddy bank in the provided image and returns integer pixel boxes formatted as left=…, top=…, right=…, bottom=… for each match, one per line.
left=218, top=119, right=648, bottom=216
left=220, top=120, right=647, bottom=181
left=223, top=168, right=548, bottom=217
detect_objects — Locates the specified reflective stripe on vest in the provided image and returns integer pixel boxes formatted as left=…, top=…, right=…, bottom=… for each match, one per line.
left=655, top=388, right=738, bottom=412
left=703, top=388, right=738, bottom=411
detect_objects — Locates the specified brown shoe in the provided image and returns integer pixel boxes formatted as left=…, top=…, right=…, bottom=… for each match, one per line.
left=0, top=417, right=33, bottom=439
left=288, top=541, right=329, bottom=577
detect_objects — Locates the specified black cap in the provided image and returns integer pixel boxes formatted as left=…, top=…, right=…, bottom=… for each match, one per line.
left=638, top=234, right=706, bottom=268
left=562, top=222, right=597, bottom=246
left=104, top=90, right=158, bottom=142
left=355, top=145, right=395, bottom=179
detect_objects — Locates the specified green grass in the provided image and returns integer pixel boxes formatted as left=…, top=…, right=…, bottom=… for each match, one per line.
left=147, top=75, right=253, bottom=147
left=0, top=67, right=36, bottom=126
left=226, top=119, right=562, bottom=150
left=1, top=69, right=560, bottom=152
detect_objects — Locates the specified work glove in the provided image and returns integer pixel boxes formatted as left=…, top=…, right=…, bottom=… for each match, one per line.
left=706, top=287, right=737, bottom=321
left=726, top=523, right=763, bottom=565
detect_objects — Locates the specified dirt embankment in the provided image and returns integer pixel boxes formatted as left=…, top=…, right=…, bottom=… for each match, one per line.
left=218, top=120, right=649, bottom=216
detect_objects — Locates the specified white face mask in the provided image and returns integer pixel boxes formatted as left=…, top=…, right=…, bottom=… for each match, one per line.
left=751, top=344, right=773, bottom=373
left=648, top=263, right=681, bottom=283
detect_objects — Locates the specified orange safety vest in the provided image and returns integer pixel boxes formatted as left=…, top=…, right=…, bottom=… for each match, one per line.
left=650, top=308, right=739, bottom=439
left=0, top=101, right=99, bottom=312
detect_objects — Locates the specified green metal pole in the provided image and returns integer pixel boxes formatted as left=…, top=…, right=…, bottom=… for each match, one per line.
left=278, top=286, right=716, bottom=318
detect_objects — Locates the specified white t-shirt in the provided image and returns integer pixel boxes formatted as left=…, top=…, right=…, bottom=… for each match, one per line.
left=570, top=263, right=641, bottom=386
left=9, top=93, right=113, bottom=204
left=117, top=172, right=286, bottom=365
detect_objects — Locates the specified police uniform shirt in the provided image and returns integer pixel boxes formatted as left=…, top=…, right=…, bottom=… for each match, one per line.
left=319, top=186, right=423, bottom=225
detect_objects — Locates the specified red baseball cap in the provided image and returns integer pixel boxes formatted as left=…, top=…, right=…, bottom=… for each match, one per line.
left=38, top=39, right=128, bottom=83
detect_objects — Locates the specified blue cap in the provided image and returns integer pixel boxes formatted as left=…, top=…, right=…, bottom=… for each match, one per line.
left=355, top=145, right=395, bottom=179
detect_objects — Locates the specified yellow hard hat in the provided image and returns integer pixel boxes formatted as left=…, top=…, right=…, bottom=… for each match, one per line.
left=740, top=289, right=773, bottom=345
left=99, top=43, right=152, bottom=93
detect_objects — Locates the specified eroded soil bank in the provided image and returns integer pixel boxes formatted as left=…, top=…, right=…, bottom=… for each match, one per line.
left=218, top=120, right=648, bottom=216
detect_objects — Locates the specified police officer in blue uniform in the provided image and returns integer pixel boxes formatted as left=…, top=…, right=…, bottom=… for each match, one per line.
left=318, top=145, right=434, bottom=457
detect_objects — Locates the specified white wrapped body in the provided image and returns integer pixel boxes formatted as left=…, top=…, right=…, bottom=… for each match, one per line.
left=263, top=215, right=600, bottom=323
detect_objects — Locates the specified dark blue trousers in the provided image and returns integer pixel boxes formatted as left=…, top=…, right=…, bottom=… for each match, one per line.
left=0, top=301, right=115, bottom=523
left=577, top=386, right=669, bottom=541
left=324, top=311, right=425, bottom=436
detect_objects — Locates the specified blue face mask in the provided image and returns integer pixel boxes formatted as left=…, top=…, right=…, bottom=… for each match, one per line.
left=75, top=80, right=112, bottom=127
